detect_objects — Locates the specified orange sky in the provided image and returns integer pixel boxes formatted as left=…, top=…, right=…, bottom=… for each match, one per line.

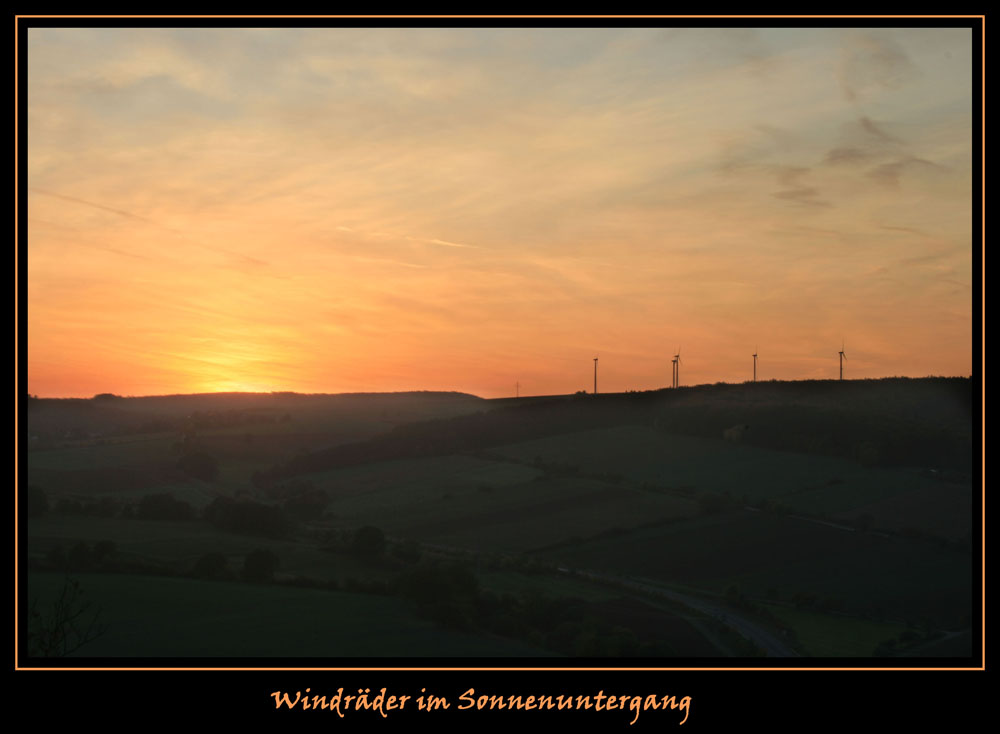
left=26, top=27, right=975, bottom=398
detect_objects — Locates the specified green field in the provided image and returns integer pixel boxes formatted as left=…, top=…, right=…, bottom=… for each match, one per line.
left=538, top=510, right=972, bottom=629
left=24, top=383, right=976, bottom=659
left=26, top=572, right=552, bottom=657
left=27, top=515, right=403, bottom=585
left=762, top=605, right=909, bottom=657
left=299, top=454, right=697, bottom=552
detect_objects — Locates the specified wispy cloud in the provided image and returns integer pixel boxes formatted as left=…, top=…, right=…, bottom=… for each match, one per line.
left=426, top=238, right=479, bottom=249
left=859, top=116, right=902, bottom=144
left=770, top=167, right=831, bottom=208
left=824, top=147, right=873, bottom=165
left=350, top=256, right=428, bottom=270
left=837, top=32, right=919, bottom=102
left=26, top=28, right=973, bottom=396
left=30, top=186, right=269, bottom=268
left=30, top=187, right=156, bottom=224
left=867, top=156, right=944, bottom=188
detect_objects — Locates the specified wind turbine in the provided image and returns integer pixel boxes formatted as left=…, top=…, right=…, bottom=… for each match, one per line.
left=672, top=347, right=682, bottom=388
left=753, top=345, right=758, bottom=383
left=839, top=341, right=847, bottom=381
left=593, top=357, right=598, bottom=395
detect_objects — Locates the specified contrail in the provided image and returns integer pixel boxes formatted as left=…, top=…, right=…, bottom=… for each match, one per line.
left=30, top=187, right=269, bottom=267
left=427, top=238, right=479, bottom=249
left=30, top=187, right=156, bottom=224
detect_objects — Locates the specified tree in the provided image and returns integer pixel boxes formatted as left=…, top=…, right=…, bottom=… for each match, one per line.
left=352, top=526, right=386, bottom=558
left=204, top=497, right=290, bottom=538
left=176, top=450, right=218, bottom=482
left=93, top=540, right=118, bottom=565
left=28, top=486, right=49, bottom=518
left=137, top=493, right=195, bottom=521
left=278, top=482, right=329, bottom=521
left=242, top=549, right=279, bottom=582
left=192, top=552, right=230, bottom=580
left=28, top=577, right=106, bottom=657
left=67, top=541, right=94, bottom=571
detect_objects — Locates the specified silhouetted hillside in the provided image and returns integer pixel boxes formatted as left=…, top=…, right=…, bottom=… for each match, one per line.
left=26, top=391, right=484, bottom=445
left=265, top=378, right=972, bottom=481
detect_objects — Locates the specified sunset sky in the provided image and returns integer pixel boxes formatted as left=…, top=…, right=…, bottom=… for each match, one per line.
left=26, top=27, right=974, bottom=398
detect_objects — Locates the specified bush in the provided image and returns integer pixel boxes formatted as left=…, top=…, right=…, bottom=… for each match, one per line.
left=176, top=451, right=218, bottom=482
left=397, top=561, right=479, bottom=608
left=85, top=497, right=120, bottom=518
left=28, top=577, right=106, bottom=657
left=352, top=526, right=386, bottom=558
left=55, top=498, right=84, bottom=515
left=137, top=493, right=195, bottom=521
left=67, top=542, right=94, bottom=571
left=698, top=492, right=729, bottom=515
left=93, top=540, right=118, bottom=563
left=204, top=497, right=290, bottom=538
left=28, top=486, right=49, bottom=518
left=281, top=485, right=329, bottom=521
left=46, top=545, right=67, bottom=571
left=242, top=549, right=279, bottom=582
left=391, top=539, right=422, bottom=563
left=192, top=552, right=230, bottom=580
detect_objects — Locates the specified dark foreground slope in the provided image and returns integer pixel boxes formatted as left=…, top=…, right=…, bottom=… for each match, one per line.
left=244, top=377, right=975, bottom=657
left=25, top=378, right=976, bottom=659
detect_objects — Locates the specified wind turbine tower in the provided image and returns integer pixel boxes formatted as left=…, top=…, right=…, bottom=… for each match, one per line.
left=593, top=357, right=598, bottom=395
left=753, top=346, right=758, bottom=383
left=672, top=348, right=682, bottom=388
left=839, top=342, right=847, bottom=381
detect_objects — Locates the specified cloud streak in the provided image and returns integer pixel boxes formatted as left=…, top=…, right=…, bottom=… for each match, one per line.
left=838, top=32, right=919, bottom=102
left=26, top=28, right=974, bottom=397
left=30, top=186, right=269, bottom=268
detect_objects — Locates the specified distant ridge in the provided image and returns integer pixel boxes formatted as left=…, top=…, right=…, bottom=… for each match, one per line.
left=266, top=377, right=973, bottom=482
left=29, top=389, right=483, bottom=402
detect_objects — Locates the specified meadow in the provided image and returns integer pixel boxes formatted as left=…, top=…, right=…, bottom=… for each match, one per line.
left=23, top=379, right=977, bottom=661
left=27, top=572, right=553, bottom=657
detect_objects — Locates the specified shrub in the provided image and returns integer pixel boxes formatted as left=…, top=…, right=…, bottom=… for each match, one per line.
left=397, top=561, right=479, bottom=608
left=352, top=526, right=386, bottom=558
left=93, top=540, right=118, bottom=563
left=67, top=542, right=94, bottom=571
left=204, top=497, right=290, bottom=538
left=281, top=485, right=329, bottom=521
left=192, top=552, right=230, bottom=580
left=28, top=577, right=106, bottom=657
left=391, top=539, right=422, bottom=563
left=137, top=493, right=195, bottom=521
left=28, top=486, right=49, bottom=518
left=176, top=451, right=218, bottom=482
left=242, top=549, right=279, bottom=582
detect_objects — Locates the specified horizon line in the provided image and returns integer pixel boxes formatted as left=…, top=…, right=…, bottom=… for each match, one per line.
left=25, top=374, right=973, bottom=402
